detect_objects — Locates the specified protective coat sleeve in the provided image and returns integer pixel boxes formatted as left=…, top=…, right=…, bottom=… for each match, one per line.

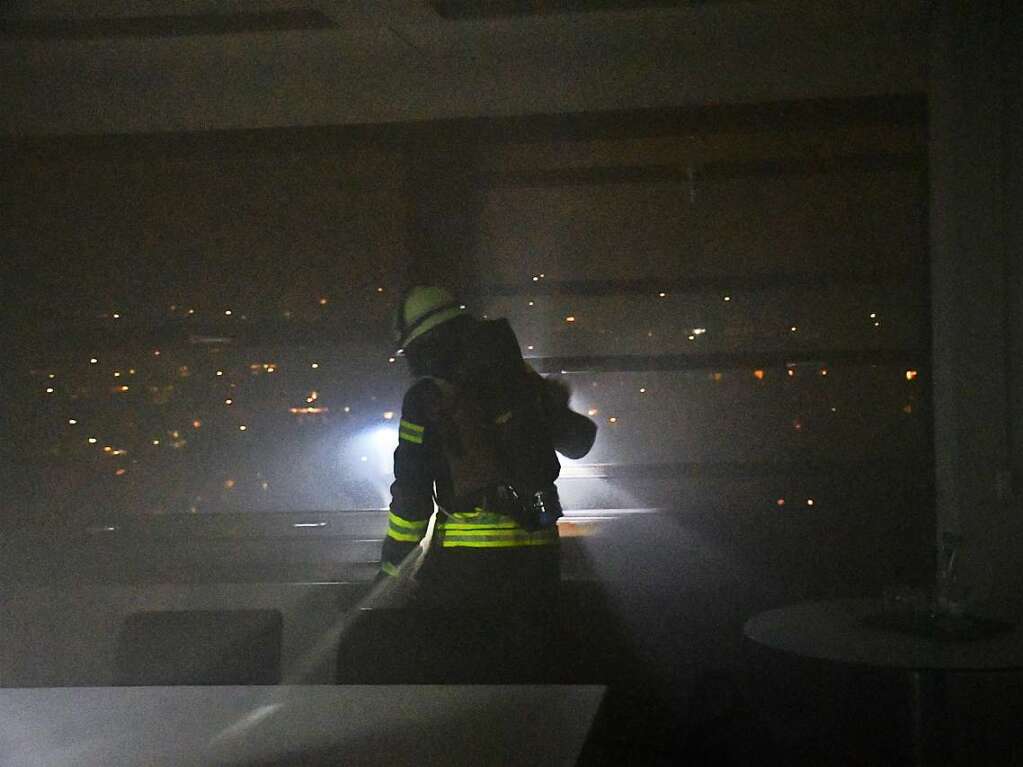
left=379, top=380, right=440, bottom=577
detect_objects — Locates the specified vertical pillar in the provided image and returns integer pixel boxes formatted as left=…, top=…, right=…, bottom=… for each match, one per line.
left=1005, top=0, right=1023, bottom=509
left=929, top=0, right=1022, bottom=607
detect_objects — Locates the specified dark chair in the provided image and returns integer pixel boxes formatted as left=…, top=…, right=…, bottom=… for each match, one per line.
left=115, top=609, right=283, bottom=685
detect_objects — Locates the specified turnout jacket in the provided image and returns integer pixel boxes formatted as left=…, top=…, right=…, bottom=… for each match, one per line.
left=379, top=373, right=596, bottom=582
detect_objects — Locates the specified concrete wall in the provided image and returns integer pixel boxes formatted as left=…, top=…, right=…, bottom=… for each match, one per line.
left=929, top=0, right=1023, bottom=611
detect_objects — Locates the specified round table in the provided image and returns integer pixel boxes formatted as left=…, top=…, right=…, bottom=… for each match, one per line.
left=744, top=598, right=1023, bottom=765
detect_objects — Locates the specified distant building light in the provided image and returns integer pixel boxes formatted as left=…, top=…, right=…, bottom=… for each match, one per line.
left=820, top=369, right=828, bottom=376
left=724, top=296, right=732, bottom=302
left=289, top=406, right=328, bottom=415
left=129, top=369, right=135, bottom=375
left=388, top=357, right=396, bottom=363
left=565, top=316, right=576, bottom=323
left=688, top=335, right=696, bottom=341
left=787, top=369, right=796, bottom=377
left=658, top=292, right=667, bottom=298
left=224, top=310, right=233, bottom=316
left=343, top=406, right=351, bottom=413
left=905, top=369, right=919, bottom=381
left=459, top=304, right=467, bottom=310
left=903, top=404, right=914, bottom=414
left=152, top=439, right=160, bottom=446
left=111, top=449, right=127, bottom=456
left=692, top=328, right=706, bottom=335
left=116, top=385, right=129, bottom=392
left=225, top=399, right=233, bottom=405
left=113, top=371, right=121, bottom=378
left=807, top=499, right=815, bottom=507
left=776, top=498, right=786, bottom=507
left=216, top=370, right=224, bottom=376
left=115, top=468, right=127, bottom=476
left=587, top=408, right=598, bottom=417
left=170, top=431, right=180, bottom=439
left=608, top=416, right=618, bottom=424
left=187, top=308, right=195, bottom=315
left=153, top=350, right=160, bottom=356
left=377, top=287, right=384, bottom=293
left=532, top=276, right=540, bottom=282
left=103, top=446, right=113, bottom=453
left=639, top=387, right=646, bottom=393
left=319, top=297, right=328, bottom=305
left=870, top=313, right=877, bottom=319
left=238, top=425, right=247, bottom=431
left=383, top=411, right=394, bottom=420
left=112, top=313, right=121, bottom=319
left=90, top=358, right=98, bottom=364
left=87, top=437, right=97, bottom=444
left=527, top=345, right=534, bottom=351
left=68, top=419, right=77, bottom=425
left=874, top=321, right=881, bottom=328
left=831, top=407, right=838, bottom=413
left=224, top=479, right=236, bottom=489
left=712, top=372, right=723, bottom=382
left=192, top=420, right=202, bottom=429
left=790, top=326, right=798, bottom=333
left=754, top=369, right=765, bottom=380
left=311, top=363, right=319, bottom=369
left=528, top=301, right=535, bottom=306
left=48, top=373, right=56, bottom=379
left=45, top=387, right=54, bottom=393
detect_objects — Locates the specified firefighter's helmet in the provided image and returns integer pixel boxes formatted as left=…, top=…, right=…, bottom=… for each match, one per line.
left=393, top=285, right=465, bottom=353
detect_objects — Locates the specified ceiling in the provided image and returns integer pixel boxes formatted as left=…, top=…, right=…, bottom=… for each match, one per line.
left=1, top=1, right=930, bottom=137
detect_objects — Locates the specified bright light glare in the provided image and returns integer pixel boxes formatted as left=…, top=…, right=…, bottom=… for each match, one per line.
left=344, top=425, right=399, bottom=484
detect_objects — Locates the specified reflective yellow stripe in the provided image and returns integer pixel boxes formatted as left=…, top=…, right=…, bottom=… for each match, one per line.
left=399, top=430, right=423, bottom=445
left=380, top=561, right=399, bottom=577
left=387, top=512, right=428, bottom=543
left=444, top=509, right=517, bottom=527
left=438, top=527, right=558, bottom=548
left=387, top=529, right=424, bottom=542
left=440, top=520, right=520, bottom=531
left=440, top=535, right=558, bottom=549
left=398, top=419, right=425, bottom=444
left=388, top=512, right=429, bottom=532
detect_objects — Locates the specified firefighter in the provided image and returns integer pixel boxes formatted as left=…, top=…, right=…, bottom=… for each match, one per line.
left=378, top=286, right=597, bottom=610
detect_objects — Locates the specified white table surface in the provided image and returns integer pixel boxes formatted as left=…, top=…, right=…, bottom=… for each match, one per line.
left=0, top=684, right=605, bottom=767
left=744, top=598, right=1023, bottom=671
